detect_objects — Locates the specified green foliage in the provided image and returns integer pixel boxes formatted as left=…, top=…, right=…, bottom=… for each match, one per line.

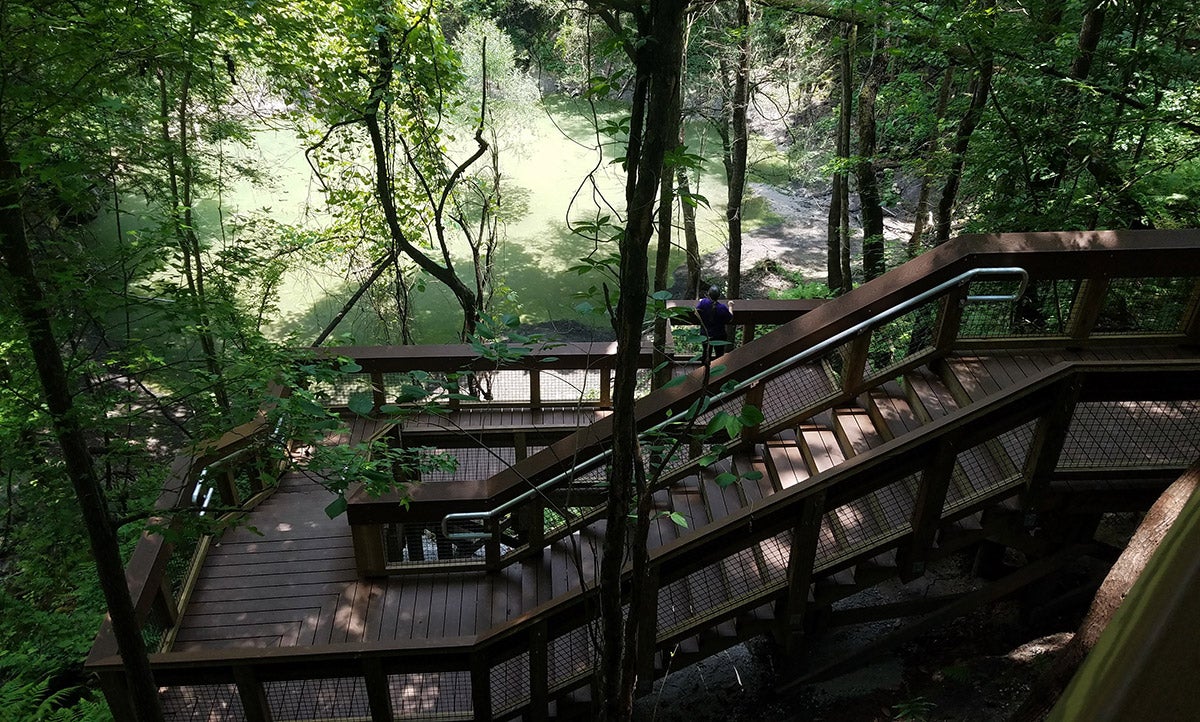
left=892, top=695, right=936, bottom=721
left=0, top=677, right=111, bottom=721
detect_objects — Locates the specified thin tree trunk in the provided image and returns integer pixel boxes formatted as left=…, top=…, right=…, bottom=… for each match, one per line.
left=602, top=0, right=686, bottom=715
left=678, top=168, right=702, bottom=297
left=724, top=0, right=750, bottom=300
left=934, top=15, right=993, bottom=245
left=1011, top=460, right=1200, bottom=721
left=909, top=65, right=954, bottom=255
left=855, top=31, right=885, bottom=281
left=838, top=22, right=854, bottom=290
left=0, top=147, right=165, bottom=722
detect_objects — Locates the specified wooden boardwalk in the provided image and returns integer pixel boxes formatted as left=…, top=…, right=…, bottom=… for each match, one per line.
left=171, top=346, right=1200, bottom=660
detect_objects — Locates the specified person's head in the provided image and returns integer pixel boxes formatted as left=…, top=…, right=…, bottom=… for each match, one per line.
left=707, top=286, right=720, bottom=301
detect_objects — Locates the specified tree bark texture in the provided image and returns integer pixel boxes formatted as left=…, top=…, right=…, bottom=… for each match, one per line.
left=600, top=0, right=686, bottom=717
left=724, top=0, right=750, bottom=300
left=855, top=35, right=885, bottom=281
left=0, top=147, right=165, bottom=722
left=909, top=65, right=954, bottom=255
left=934, top=12, right=993, bottom=245
left=1011, top=460, right=1200, bottom=721
left=678, top=168, right=702, bottom=297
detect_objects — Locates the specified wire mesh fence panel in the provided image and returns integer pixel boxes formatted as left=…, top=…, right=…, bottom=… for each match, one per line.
left=862, top=304, right=939, bottom=383
left=656, top=577, right=692, bottom=633
left=1094, top=277, right=1195, bottom=335
left=756, top=530, right=792, bottom=580
left=872, top=476, right=920, bottom=531
left=159, top=683, right=244, bottom=721
left=944, top=422, right=1035, bottom=514
left=1059, top=400, right=1200, bottom=468
left=389, top=671, right=472, bottom=720
left=958, top=279, right=1080, bottom=338
left=540, top=369, right=604, bottom=404
left=383, top=523, right=485, bottom=567
left=309, top=374, right=373, bottom=407
left=758, top=360, right=839, bottom=428
left=548, top=624, right=596, bottom=691
left=265, top=677, right=371, bottom=721
left=490, top=651, right=531, bottom=715
left=420, top=446, right=517, bottom=483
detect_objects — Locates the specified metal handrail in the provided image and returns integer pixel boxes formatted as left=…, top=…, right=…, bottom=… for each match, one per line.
left=442, top=266, right=1029, bottom=540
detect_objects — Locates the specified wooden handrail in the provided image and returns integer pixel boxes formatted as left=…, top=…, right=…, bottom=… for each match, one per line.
left=88, top=362, right=1200, bottom=722
left=347, top=230, right=1200, bottom=528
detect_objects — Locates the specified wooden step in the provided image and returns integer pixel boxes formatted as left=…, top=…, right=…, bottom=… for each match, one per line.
left=903, top=367, right=960, bottom=421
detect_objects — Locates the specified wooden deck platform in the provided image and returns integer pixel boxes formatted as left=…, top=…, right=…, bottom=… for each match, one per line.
left=171, top=345, right=1200, bottom=660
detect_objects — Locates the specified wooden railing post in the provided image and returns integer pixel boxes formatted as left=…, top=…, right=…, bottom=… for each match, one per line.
left=363, top=658, right=393, bottom=720
left=529, top=621, right=549, bottom=721
left=898, top=443, right=958, bottom=581
left=777, top=490, right=825, bottom=656
left=233, top=665, right=272, bottom=722
left=529, top=369, right=542, bottom=411
left=471, top=652, right=493, bottom=721
left=841, top=333, right=872, bottom=394
left=1022, top=377, right=1082, bottom=504
left=1183, top=278, right=1200, bottom=344
left=599, top=365, right=612, bottom=408
left=933, top=285, right=969, bottom=351
left=742, top=382, right=765, bottom=443
left=352, top=524, right=387, bottom=576
left=635, top=566, right=660, bottom=694
left=150, top=576, right=180, bottom=632
left=217, top=467, right=240, bottom=507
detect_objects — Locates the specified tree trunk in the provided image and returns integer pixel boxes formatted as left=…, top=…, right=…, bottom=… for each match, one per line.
left=0, top=146, right=165, bottom=722
left=601, top=0, right=687, bottom=716
left=837, top=22, right=855, bottom=291
left=1011, top=460, right=1200, bottom=721
left=908, top=65, right=954, bottom=255
left=678, top=168, right=702, bottom=297
left=934, top=12, right=993, bottom=245
left=724, top=0, right=750, bottom=300
left=855, top=32, right=885, bottom=281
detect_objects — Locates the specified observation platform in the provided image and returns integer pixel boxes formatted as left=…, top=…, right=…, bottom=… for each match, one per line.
left=88, top=230, right=1200, bottom=721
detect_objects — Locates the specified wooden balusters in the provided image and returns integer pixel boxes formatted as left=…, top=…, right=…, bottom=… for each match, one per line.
left=233, top=665, right=271, bottom=722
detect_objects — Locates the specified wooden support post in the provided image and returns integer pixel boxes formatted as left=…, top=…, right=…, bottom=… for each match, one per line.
left=97, top=671, right=137, bottom=722
left=471, top=653, right=493, bottom=721
left=600, top=366, right=612, bottom=408
left=363, top=658, right=393, bottom=720
left=777, top=490, right=825, bottom=655
left=1022, top=378, right=1083, bottom=505
left=529, top=369, right=542, bottom=411
left=840, top=332, right=872, bottom=394
left=217, top=467, right=240, bottom=507
left=636, top=566, right=661, bottom=694
left=933, top=285, right=969, bottom=351
left=485, top=524, right=502, bottom=570
left=529, top=622, right=549, bottom=721
left=1066, top=278, right=1110, bottom=344
left=151, top=575, right=180, bottom=632
left=520, top=500, right=545, bottom=551
left=448, top=373, right=462, bottom=411
left=514, top=431, right=528, bottom=462
left=1183, top=278, right=1200, bottom=344
left=233, top=665, right=272, bottom=722
left=352, top=523, right=387, bottom=576
left=898, top=442, right=958, bottom=581
left=741, top=323, right=756, bottom=346
left=371, top=371, right=386, bottom=414
left=742, top=382, right=765, bottom=443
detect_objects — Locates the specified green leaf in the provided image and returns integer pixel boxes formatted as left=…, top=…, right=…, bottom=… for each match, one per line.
left=662, top=374, right=689, bottom=389
left=715, top=472, right=739, bottom=488
left=348, top=395, right=375, bottom=416
left=668, top=511, right=688, bottom=528
left=339, top=361, right=363, bottom=373
left=739, top=405, right=765, bottom=427
left=324, top=496, right=348, bottom=519
left=743, top=470, right=764, bottom=481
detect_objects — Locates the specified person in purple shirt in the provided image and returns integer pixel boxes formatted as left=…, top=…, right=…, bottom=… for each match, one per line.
left=696, top=286, right=733, bottom=361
